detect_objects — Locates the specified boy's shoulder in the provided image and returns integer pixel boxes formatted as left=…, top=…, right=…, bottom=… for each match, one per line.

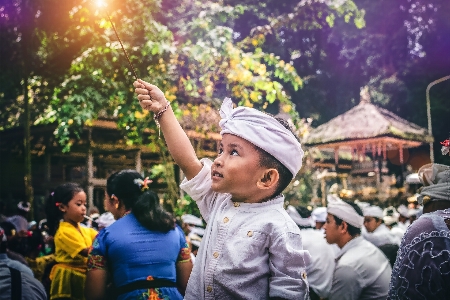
left=245, top=206, right=301, bottom=237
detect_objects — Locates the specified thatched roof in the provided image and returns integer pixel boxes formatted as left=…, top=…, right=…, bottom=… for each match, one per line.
left=304, top=100, right=433, bottom=147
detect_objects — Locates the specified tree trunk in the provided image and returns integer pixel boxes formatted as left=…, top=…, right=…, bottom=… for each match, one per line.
left=24, top=78, right=34, bottom=219
left=22, top=0, right=33, bottom=219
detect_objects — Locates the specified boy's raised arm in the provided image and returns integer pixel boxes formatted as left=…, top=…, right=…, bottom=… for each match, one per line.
left=134, top=79, right=203, bottom=180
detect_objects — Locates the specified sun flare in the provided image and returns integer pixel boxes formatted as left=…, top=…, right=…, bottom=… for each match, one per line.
left=95, top=0, right=107, bottom=7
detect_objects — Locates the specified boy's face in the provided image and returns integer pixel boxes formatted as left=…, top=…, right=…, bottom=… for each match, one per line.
left=211, top=134, right=266, bottom=201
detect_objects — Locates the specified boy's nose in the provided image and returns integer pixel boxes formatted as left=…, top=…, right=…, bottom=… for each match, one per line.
left=213, top=156, right=223, bottom=166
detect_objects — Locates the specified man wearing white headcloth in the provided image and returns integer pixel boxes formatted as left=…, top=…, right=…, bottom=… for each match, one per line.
left=383, top=206, right=404, bottom=245
left=287, top=205, right=335, bottom=300
left=362, top=205, right=400, bottom=247
left=396, top=204, right=410, bottom=230
left=135, top=80, right=310, bottom=299
left=324, top=200, right=391, bottom=300
left=389, top=163, right=450, bottom=299
left=311, top=207, right=327, bottom=232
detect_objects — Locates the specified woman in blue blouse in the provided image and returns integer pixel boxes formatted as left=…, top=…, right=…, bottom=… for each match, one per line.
left=85, top=170, right=193, bottom=300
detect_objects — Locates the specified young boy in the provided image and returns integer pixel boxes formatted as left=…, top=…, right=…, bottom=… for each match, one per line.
left=134, top=79, right=310, bottom=299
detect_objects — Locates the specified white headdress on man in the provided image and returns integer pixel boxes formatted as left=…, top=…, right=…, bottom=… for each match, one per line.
left=312, top=207, right=327, bottom=223
left=286, top=205, right=315, bottom=227
left=363, top=206, right=384, bottom=219
left=327, top=200, right=364, bottom=228
left=219, top=98, right=304, bottom=176
left=383, top=206, right=399, bottom=226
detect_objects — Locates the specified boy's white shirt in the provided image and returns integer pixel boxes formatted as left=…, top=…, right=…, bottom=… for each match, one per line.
left=180, top=158, right=311, bottom=300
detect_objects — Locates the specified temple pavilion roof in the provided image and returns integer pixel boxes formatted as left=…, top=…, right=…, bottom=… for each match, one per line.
left=304, top=89, right=434, bottom=149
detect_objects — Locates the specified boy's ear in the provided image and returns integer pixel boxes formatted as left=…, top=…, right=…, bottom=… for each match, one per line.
left=257, top=169, right=279, bottom=190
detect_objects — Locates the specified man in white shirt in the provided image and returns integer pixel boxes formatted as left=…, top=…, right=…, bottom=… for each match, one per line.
left=396, top=204, right=410, bottom=230
left=324, top=200, right=392, bottom=300
left=311, top=207, right=327, bottom=232
left=383, top=206, right=405, bottom=244
left=363, top=205, right=400, bottom=247
left=287, top=205, right=335, bottom=300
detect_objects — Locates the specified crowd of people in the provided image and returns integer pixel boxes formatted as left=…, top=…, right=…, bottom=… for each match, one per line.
left=0, top=79, right=449, bottom=299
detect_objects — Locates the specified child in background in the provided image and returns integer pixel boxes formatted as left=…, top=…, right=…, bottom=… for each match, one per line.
left=46, top=183, right=97, bottom=300
left=134, top=79, right=311, bottom=299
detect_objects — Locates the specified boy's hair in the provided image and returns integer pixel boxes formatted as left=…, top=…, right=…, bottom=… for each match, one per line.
left=255, top=117, right=296, bottom=198
left=333, top=201, right=364, bottom=237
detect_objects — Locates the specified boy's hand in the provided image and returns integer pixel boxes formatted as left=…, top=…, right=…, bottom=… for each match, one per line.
left=134, top=79, right=168, bottom=113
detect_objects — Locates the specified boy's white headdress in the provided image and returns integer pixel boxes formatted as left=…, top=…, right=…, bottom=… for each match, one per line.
left=327, top=199, right=364, bottom=228
left=219, top=98, right=304, bottom=176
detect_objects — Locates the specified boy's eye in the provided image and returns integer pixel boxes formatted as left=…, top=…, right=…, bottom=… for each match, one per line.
left=231, top=149, right=239, bottom=156
left=218, top=148, right=223, bottom=155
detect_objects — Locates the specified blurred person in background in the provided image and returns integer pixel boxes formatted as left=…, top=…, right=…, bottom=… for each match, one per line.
left=389, top=163, right=450, bottom=299
left=0, top=226, right=47, bottom=300
left=363, top=206, right=400, bottom=247
left=383, top=206, right=404, bottom=245
left=396, top=204, right=410, bottom=230
left=95, top=211, right=115, bottom=231
left=324, top=200, right=391, bottom=300
left=86, top=170, right=192, bottom=300
left=7, top=201, right=32, bottom=256
left=311, top=207, right=327, bottom=232
left=287, top=205, right=335, bottom=300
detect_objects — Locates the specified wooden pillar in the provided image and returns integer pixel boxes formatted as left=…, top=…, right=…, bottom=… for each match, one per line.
left=135, top=150, right=142, bottom=174
left=399, top=144, right=404, bottom=164
left=87, top=149, right=94, bottom=208
left=321, top=178, right=326, bottom=207
left=341, top=175, right=348, bottom=189
left=45, top=153, right=51, bottom=197
left=87, top=129, right=94, bottom=208
left=358, top=144, right=363, bottom=162
left=334, top=147, right=339, bottom=170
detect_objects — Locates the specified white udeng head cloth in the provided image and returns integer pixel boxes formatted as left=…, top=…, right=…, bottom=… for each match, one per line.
left=219, top=98, right=304, bottom=176
left=327, top=200, right=364, bottom=228
left=363, top=206, right=384, bottom=219
left=312, top=207, right=327, bottom=223
left=286, top=205, right=315, bottom=227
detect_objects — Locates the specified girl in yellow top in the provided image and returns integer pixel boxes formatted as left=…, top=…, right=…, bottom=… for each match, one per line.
left=46, top=183, right=97, bottom=300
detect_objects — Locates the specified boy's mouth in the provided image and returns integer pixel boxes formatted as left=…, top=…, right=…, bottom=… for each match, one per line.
left=212, top=170, right=223, bottom=178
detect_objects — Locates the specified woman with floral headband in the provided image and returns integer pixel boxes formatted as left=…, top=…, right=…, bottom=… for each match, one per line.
left=85, top=170, right=192, bottom=300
